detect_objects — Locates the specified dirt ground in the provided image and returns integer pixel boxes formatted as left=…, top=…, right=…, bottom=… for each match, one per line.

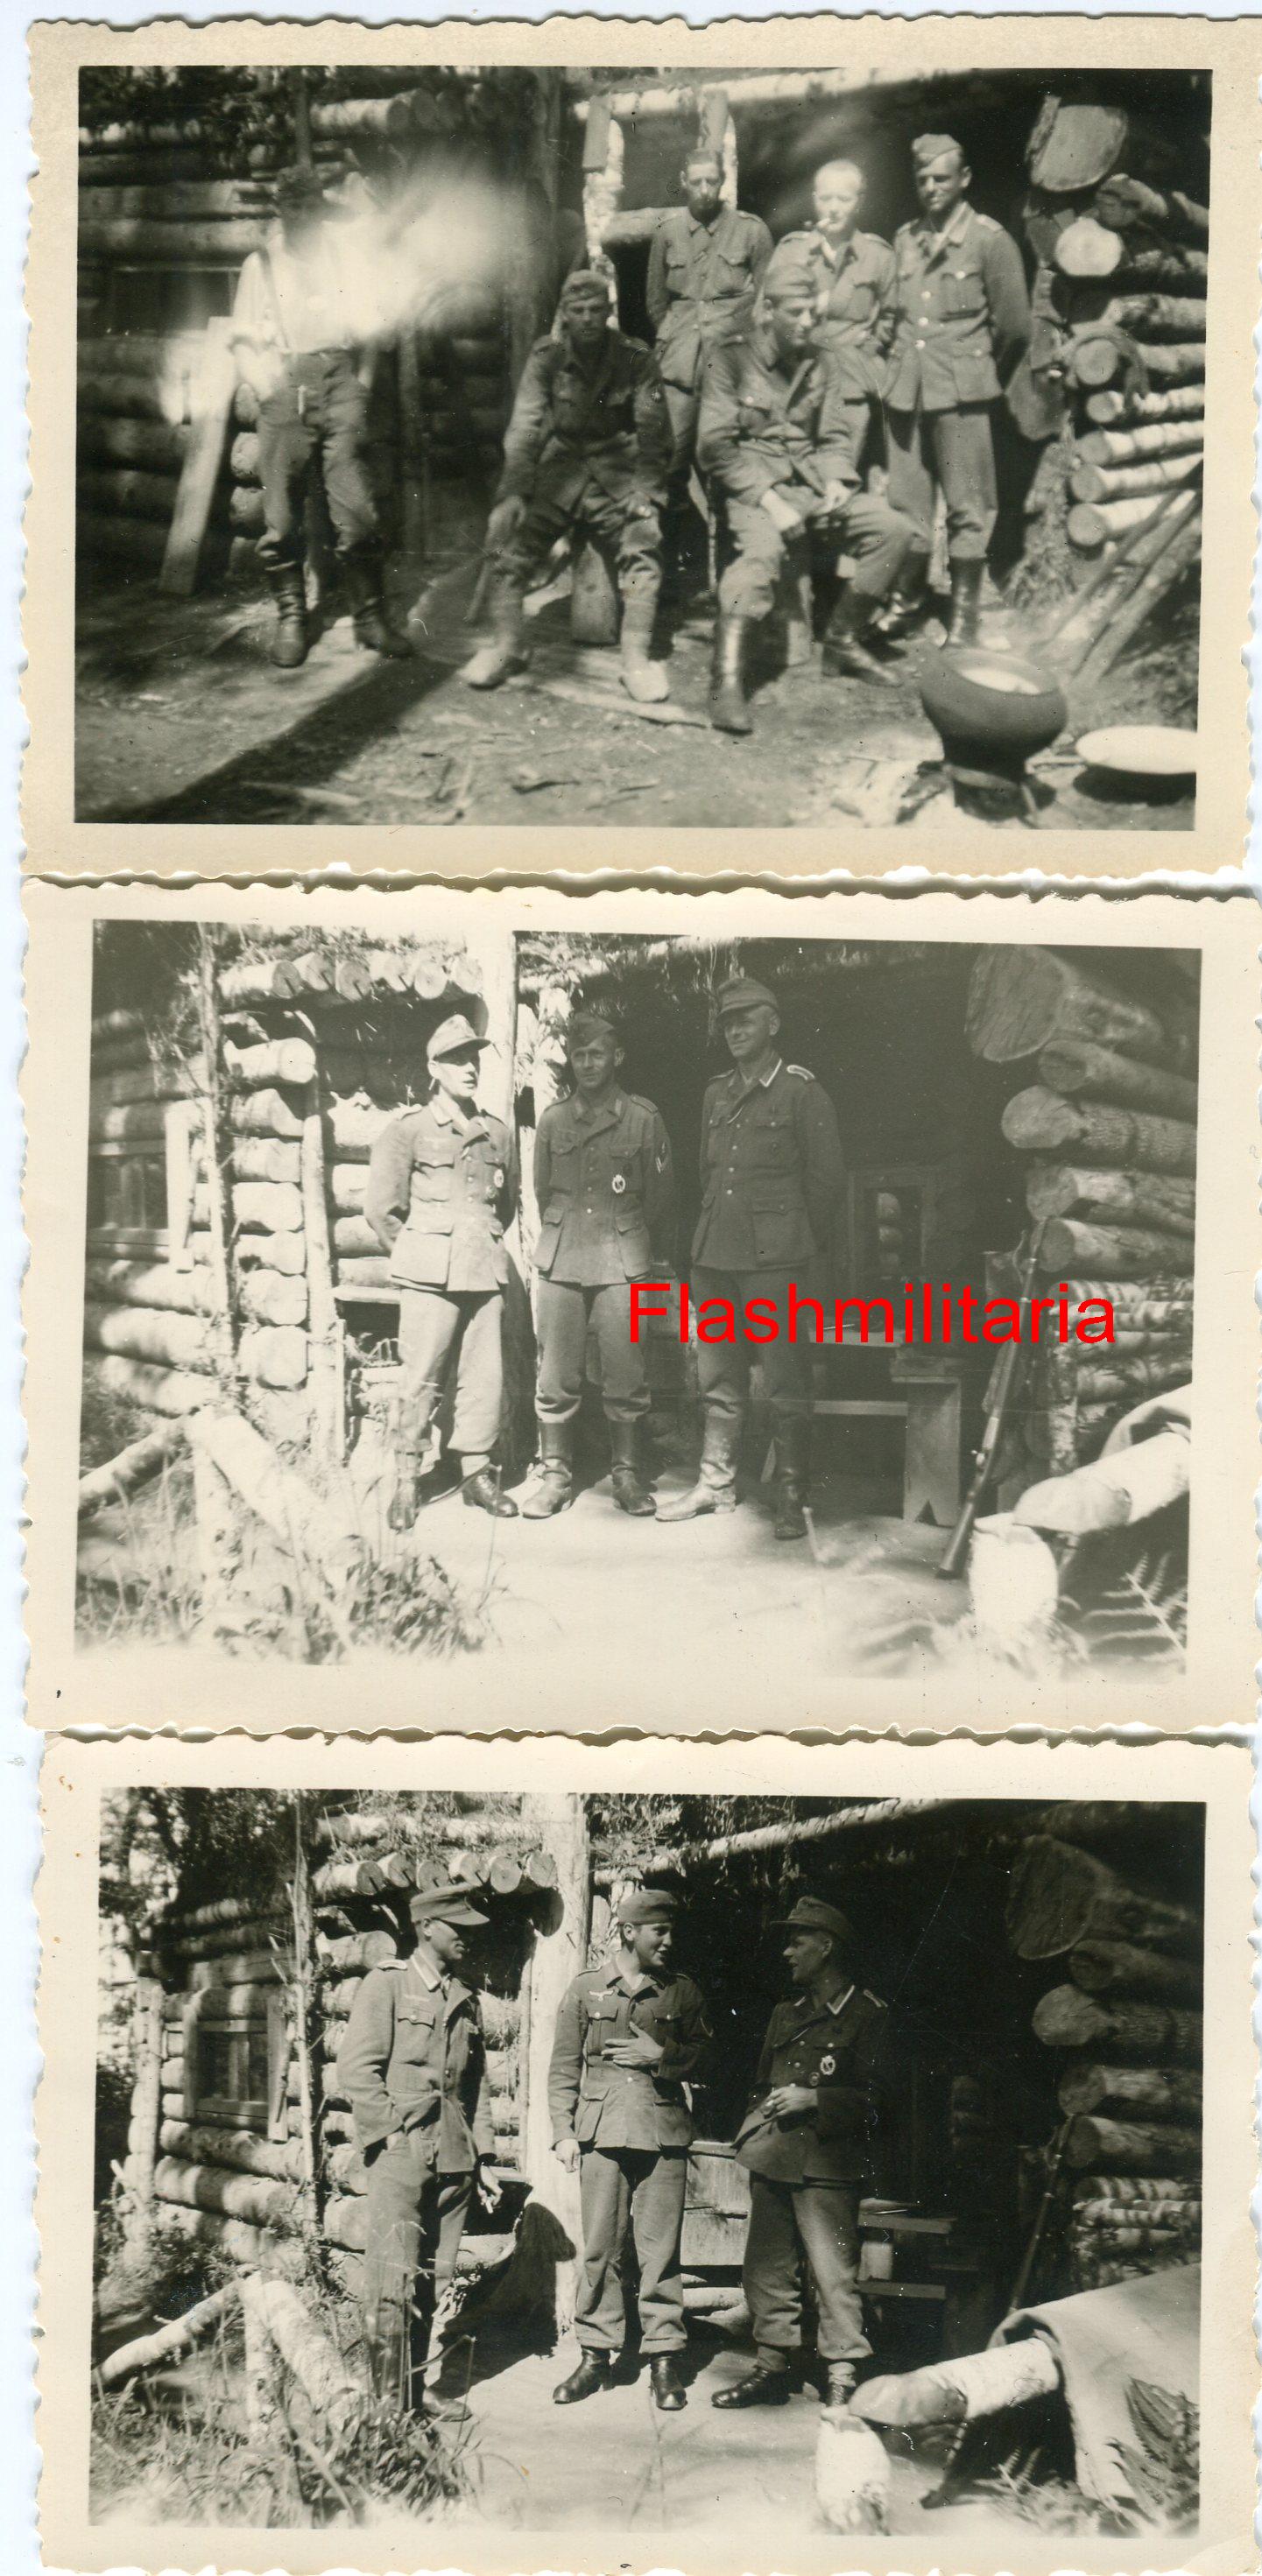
left=74, top=553, right=1196, bottom=835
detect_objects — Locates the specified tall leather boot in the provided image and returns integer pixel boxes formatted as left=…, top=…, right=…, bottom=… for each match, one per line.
left=874, top=547, right=929, bottom=644
left=266, top=562, right=308, bottom=669
left=387, top=1414, right=425, bottom=1534
left=462, top=580, right=529, bottom=689
left=709, top=615, right=754, bottom=735
left=609, top=1418, right=655, bottom=1517
left=522, top=1421, right=574, bottom=1520
left=619, top=589, right=670, bottom=703
left=946, top=559, right=984, bottom=648
left=773, top=1418, right=810, bottom=1543
left=657, top=1417, right=741, bottom=1523
left=346, top=549, right=412, bottom=656
left=821, top=584, right=898, bottom=687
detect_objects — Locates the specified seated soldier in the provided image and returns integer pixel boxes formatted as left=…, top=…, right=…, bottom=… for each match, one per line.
left=463, top=270, right=673, bottom=705
left=696, top=237, right=915, bottom=735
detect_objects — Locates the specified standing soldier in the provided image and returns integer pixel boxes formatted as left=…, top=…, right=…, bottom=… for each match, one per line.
left=714, top=1896, right=886, bottom=2411
left=365, top=1015, right=519, bottom=1524
left=548, top=1890, right=710, bottom=2412
left=525, top=999, right=675, bottom=1523
left=645, top=151, right=772, bottom=515
left=659, top=975, right=844, bottom=1542
left=883, top=134, right=1031, bottom=646
left=228, top=165, right=412, bottom=671
left=792, top=160, right=897, bottom=478
left=697, top=239, right=915, bottom=731
left=463, top=269, right=673, bottom=705
left=337, top=1885, right=502, bottom=2411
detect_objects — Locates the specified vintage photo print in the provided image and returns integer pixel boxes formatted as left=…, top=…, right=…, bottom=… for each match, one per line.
left=25, top=19, right=1260, bottom=876
left=23, top=878, right=1257, bottom=1735
left=38, top=1729, right=1255, bottom=2574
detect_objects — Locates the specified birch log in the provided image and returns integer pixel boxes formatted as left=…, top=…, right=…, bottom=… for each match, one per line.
left=1032, top=1987, right=1202, bottom=2061
left=1065, top=2114, right=1200, bottom=2171
left=1057, top=2063, right=1202, bottom=2119
left=967, top=951, right=1170, bottom=1066
left=1024, top=1165, right=1194, bottom=1233
left=98, top=2284, right=238, bottom=2385
left=1001, top=1089, right=1195, bottom=1176
left=1068, top=1938, right=1201, bottom=2000
left=851, top=2337, right=1061, bottom=2428
left=1008, top=1835, right=1201, bottom=1955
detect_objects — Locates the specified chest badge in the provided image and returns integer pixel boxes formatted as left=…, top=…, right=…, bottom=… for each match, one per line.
left=819, top=2053, right=836, bottom=2077
left=492, top=1168, right=504, bottom=1190
left=611, top=1172, right=626, bottom=1195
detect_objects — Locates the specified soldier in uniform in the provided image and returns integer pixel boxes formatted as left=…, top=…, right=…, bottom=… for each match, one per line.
left=548, top=1889, right=710, bottom=2412
left=228, top=164, right=412, bottom=672
left=883, top=133, right=1032, bottom=646
left=645, top=150, right=772, bottom=517
left=659, top=976, right=844, bottom=1543
left=696, top=237, right=916, bottom=730
left=463, top=269, right=673, bottom=705
left=337, top=1884, right=502, bottom=2409
left=789, top=160, right=897, bottom=478
left=714, top=1896, right=886, bottom=2411
left=365, top=1014, right=519, bottom=1524
left=525, top=999, right=675, bottom=1523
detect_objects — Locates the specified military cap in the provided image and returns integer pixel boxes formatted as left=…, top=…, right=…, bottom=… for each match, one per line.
left=911, top=132, right=966, bottom=169
left=617, top=1887, right=680, bottom=1926
left=568, top=997, right=623, bottom=1042
left=773, top=1894, right=854, bottom=1947
left=272, top=163, right=340, bottom=210
left=559, top=268, right=613, bottom=304
left=409, top=1883, right=488, bottom=1929
left=427, top=1011, right=489, bottom=1060
left=716, top=974, right=779, bottom=1017
left=761, top=236, right=818, bottom=297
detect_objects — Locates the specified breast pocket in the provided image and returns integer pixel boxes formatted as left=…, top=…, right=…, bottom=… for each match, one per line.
left=945, top=267, right=985, bottom=319
left=745, top=1117, right=795, bottom=1172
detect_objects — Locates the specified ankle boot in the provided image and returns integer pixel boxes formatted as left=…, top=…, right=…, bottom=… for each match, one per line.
left=463, top=581, right=529, bottom=688
left=461, top=1466, right=518, bottom=1517
left=825, top=2362, right=857, bottom=2406
left=266, top=562, right=308, bottom=669
left=821, top=585, right=899, bottom=687
left=709, top=615, right=754, bottom=735
left=522, top=1422, right=574, bottom=1520
left=946, top=560, right=984, bottom=647
left=773, top=1418, right=810, bottom=1543
left=875, top=549, right=929, bottom=643
left=609, top=1419, right=655, bottom=1517
left=619, top=591, right=669, bottom=703
left=713, top=2358, right=791, bottom=2410
left=347, top=550, right=412, bottom=657
left=657, top=1418, right=741, bottom=1523
left=553, top=2352, right=615, bottom=2405
left=651, top=2354, right=687, bottom=2410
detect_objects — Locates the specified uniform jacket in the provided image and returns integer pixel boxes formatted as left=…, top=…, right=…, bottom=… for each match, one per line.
left=548, top=1963, right=711, bottom=2152
left=365, top=1094, right=518, bottom=1296
left=229, top=227, right=365, bottom=361
left=336, top=1950, right=496, bottom=2171
left=691, top=1058, right=845, bottom=1274
left=496, top=325, right=672, bottom=510
left=736, top=1979, right=887, bottom=2185
left=696, top=313, right=860, bottom=508
left=645, top=205, right=773, bottom=392
left=533, top=1088, right=675, bottom=1287
left=885, top=201, right=1030, bottom=416
left=788, top=226, right=898, bottom=401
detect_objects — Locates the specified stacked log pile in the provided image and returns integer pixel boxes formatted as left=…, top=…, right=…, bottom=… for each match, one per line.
left=1006, top=1827, right=1202, bottom=2291
left=967, top=948, right=1195, bottom=1480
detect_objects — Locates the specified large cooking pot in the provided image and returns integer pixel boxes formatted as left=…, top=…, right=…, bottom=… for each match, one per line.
left=917, top=645, right=1068, bottom=779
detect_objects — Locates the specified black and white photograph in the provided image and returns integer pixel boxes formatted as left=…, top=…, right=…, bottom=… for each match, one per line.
left=54, top=1738, right=1246, bottom=2568
left=71, top=903, right=1202, bottom=1707
left=65, top=51, right=1220, bottom=837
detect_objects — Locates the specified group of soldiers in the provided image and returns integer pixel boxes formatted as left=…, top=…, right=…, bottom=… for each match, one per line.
left=363, top=972, right=845, bottom=1545
left=234, top=135, right=1031, bottom=730
left=339, top=1881, right=886, bottom=2416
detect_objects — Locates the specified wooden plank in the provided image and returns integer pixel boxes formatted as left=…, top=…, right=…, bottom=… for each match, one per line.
left=160, top=320, right=236, bottom=597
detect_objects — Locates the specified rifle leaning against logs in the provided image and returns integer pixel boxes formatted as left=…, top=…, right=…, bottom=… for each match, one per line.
left=939, top=1224, right=1047, bottom=1581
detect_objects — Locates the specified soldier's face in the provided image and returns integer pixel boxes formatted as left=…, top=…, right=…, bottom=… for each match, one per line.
left=916, top=151, right=969, bottom=221
left=813, top=167, right=864, bottom=235
left=427, top=1917, right=471, bottom=1971
left=766, top=290, right=814, bottom=361
left=785, top=1928, right=833, bottom=1985
left=683, top=160, right=723, bottom=221
left=569, top=1028, right=622, bottom=1097
left=430, top=1045, right=480, bottom=1102
left=565, top=289, right=610, bottom=350
left=722, top=1002, right=780, bottom=1065
left=624, top=1918, right=673, bottom=1972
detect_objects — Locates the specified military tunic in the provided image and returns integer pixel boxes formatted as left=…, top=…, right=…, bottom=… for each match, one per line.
left=338, top=1951, right=495, bottom=2404
left=687, top=1056, right=845, bottom=1439
left=532, top=1087, right=675, bottom=1427
left=734, top=1978, right=887, bottom=2368
left=365, top=1094, right=518, bottom=1467
left=789, top=224, right=898, bottom=474
left=489, top=323, right=671, bottom=602
left=885, top=201, right=1031, bottom=565
left=548, top=1962, right=710, bottom=2355
left=645, top=203, right=772, bottom=468
left=229, top=230, right=381, bottom=576
left=696, top=313, right=913, bottom=623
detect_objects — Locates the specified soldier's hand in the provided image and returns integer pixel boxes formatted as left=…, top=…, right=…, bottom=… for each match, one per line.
left=555, top=2136, right=581, bottom=2173
left=765, top=2083, right=818, bottom=2121
left=477, top=2158, right=504, bottom=2212
left=605, top=2033, right=664, bottom=2069
left=760, top=487, right=805, bottom=535
left=487, top=496, right=526, bottom=547
left=821, top=478, right=854, bottom=517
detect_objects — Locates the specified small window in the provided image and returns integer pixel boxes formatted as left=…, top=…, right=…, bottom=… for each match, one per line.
left=87, top=1099, right=200, bottom=1263
left=183, top=1988, right=290, bottom=2139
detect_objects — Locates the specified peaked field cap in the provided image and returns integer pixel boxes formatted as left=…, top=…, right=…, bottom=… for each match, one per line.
left=912, top=132, right=966, bottom=168
left=617, top=1888, right=680, bottom=1925
left=410, top=1883, right=488, bottom=1928
left=763, top=236, right=817, bottom=295
left=560, top=268, right=613, bottom=301
left=569, top=996, right=622, bottom=1038
left=773, top=1895, right=854, bottom=1946
left=427, top=1012, right=488, bottom=1059
left=716, top=974, right=779, bottom=1017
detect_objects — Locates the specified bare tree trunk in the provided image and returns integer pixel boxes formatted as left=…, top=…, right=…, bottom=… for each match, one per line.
left=519, top=1792, right=589, bottom=2330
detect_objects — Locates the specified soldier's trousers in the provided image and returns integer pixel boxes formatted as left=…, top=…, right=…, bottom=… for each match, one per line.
left=362, top=2134, right=473, bottom=2407
left=576, top=2145, right=688, bottom=2354
left=744, top=2177, right=871, bottom=2367
left=495, top=475, right=663, bottom=604
left=534, top=1277, right=651, bottom=1425
left=255, top=350, right=380, bottom=574
left=717, top=489, right=912, bottom=623
left=397, top=1285, right=504, bottom=1467
left=662, top=380, right=701, bottom=482
left=693, top=1269, right=814, bottom=1439
left=885, top=401, right=997, bottom=564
